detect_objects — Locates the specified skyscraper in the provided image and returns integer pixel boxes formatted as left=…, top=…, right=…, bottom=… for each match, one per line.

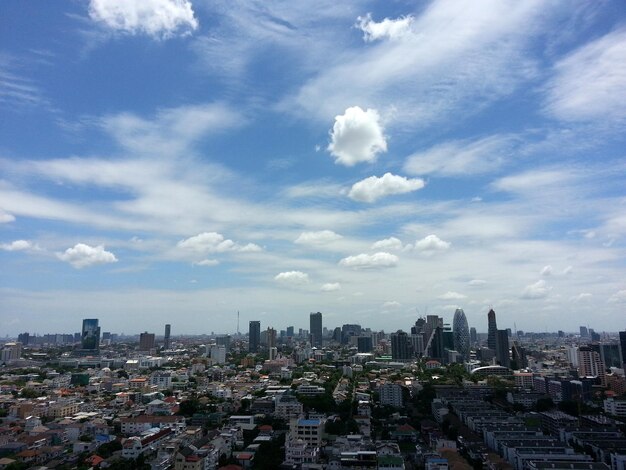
left=391, top=330, right=411, bottom=361
left=578, top=345, right=606, bottom=386
left=310, top=312, right=323, bottom=348
left=495, top=329, right=510, bottom=368
left=81, top=319, right=100, bottom=351
left=164, top=324, right=171, bottom=350
left=139, top=332, right=155, bottom=351
left=470, top=327, right=477, bottom=344
left=249, top=320, right=260, bottom=353
left=452, top=309, right=470, bottom=361
left=487, top=309, right=497, bottom=350
left=619, top=331, right=626, bottom=368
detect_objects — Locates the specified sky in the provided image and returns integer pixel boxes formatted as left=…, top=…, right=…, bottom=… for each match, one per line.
left=1, top=0, right=626, bottom=337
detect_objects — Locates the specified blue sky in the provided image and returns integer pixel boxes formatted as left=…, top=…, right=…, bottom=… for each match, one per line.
left=1, top=0, right=626, bottom=336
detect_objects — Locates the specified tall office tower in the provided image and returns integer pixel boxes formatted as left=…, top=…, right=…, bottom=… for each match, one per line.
left=410, top=334, right=425, bottom=356
left=139, top=332, right=155, bottom=351
left=469, top=327, right=477, bottom=344
left=391, top=330, right=412, bottom=361
left=452, top=309, right=470, bottom=361
left=310, top=312, right=323, bottom=348
left=164, top=324, right=171, bottom=350
left=332, top=327, right=342, bottom=343
left=286, top=326, right=294, bottom=337
left=487, top=309, right=497, bottom=350
left=429, top=327, right=445, bottom=361
left=267, top=327, right=276, bottom=352
left=580, top=326, right=589, bottom=338
left=511, top=341, right=528, bottom=369
left=249, top=321, right=260, bottom=353
left=578, top=345, right=606, bottom=385
left=619, top=331, right=626, bottom=368
left=341, top=324, right=362, bottom=344
left=600, top=343, right=621, bottom=368
left=590, top=329, right=601, bottom=342
left=357, top=336, right=373, bottom=353
left=411, top=317, right=426, bottom=335
left=495, top=329, right=510, bottom=368
left=81, top=319, right=100, bottom=351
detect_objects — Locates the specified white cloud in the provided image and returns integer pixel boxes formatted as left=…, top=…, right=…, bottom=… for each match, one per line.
left=572, top=293, right=592, bottom=302
left=562, top=266, right=573, bottom=275
left=544, top=28, right=626, bottom=123
left=468, top=279, right=486, bottom=287
left=88, top=0, right=198, bottom=39
left=371, top=237, right=403, bottom=251
left=348, top=173, right=425, bottom=203
left=540, top=265, right=553, bottom=276
left=438, top=291, right=466, bottom=300
left=339, top=252, right=398, bottom=269
left=0, top=240, right=35, bottom=251
left=404, top=135, right=515, bottom=177
left=274, top=271, right=310, bottom=285
left=295, top=230, right=342, bottom=245
left=491, top=168, right=578, bottom=194
left=521, top=280, right=551, bottom=299
left=327, top=106, right=387, bottom=166
left=321, top=282, right=341, bottom=292
left=57, top=243, right=118, bottom=269
left=414, top=234, right=451, bottom=253
left=177, top=232, right=261, bottom=254
left=193, top=259, right=219, bottom=267
left=0, top=209, right=15, bottom=223
left=356, top=13, right=414, bottom=42
left=382, top=300, right=401, bottom=308
left=608, top=290, right=626, bottom=304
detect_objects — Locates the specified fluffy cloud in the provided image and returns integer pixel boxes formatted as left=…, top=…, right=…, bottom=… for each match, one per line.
left=88, top=0, right=198, bottom=39
left=608, top=290, right=626, bottom=304
left=274, top=271, right=310, bottom=285
left=371, top=237, right=403, bottom=251
left=295, top=230, right=342, bottom=245
left=540, top=265, right=553, bottom=276
left=382, top=300, right=401, bottom=308
left=177, top=232, right=261, bottom=254
left=572, top=293, right=592, bottom=302
left=404, top=135, right=515, bottom=177
left=414, top=234, right=451, bottom=253
left=438, top=291, right=467, bottom=300
left=521, top=280, right=551, bottom=299
left=348, top=173, right=425, bottom=203
left=0, top=240, right=35, bottom=251
left=544, top=28, right=626, bottom=122
left=356, top=13, right=414, bottom=42
left=468, top=279, right=487, bottom=286
left=321, top=282, right=341, bottom=292
left=193, top=259, right=219, bottom=267
left=339, top=252, right=398, bottom=269
left=0, top=209, right=15, bottom=223
left=57, top=243, right=118, bottom=269
left=327, top=106, right=387, bottom=166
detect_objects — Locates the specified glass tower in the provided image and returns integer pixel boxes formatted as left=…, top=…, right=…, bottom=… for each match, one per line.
left=452, top=309, right=470, bottom=361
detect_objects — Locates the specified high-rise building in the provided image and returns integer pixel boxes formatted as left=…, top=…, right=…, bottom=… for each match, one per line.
left=139, top=332, right=155, bottom=351
left=619, top=331, right=626, bottom=368
left=286, top=326, right=294, bottom=337
left=17, top=332, right=29, bottom=346
left=249, top=321, right=260, bottom=353
left=81, top=319, right=100, bottom=351
left=470, top=327, right=477, bottom=344
left=341, top=324, right=361, bottom=344
left=495, top=329, right=510, bottom=368
left=511, top=341, right=528, bottom=369
left=578, top=345, right=606, bottom=386
left=267, top=327, right=276, bottom=352
left=164, top=324, right=171, bottom=350
left=357, top=336, right=373, bottom=353
left=580, top=326, right=589, bottom=338
left=600, top=343, right=622, bottom=369
left=391, top=330, right=411, bottom=361
left=487, top=309, right=497, bottom=350
left=452, top=309, right=470, bottom=361
left=310, top=312, right=323, bottom=348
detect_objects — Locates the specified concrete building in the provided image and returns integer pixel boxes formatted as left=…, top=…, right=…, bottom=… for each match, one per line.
left=248, top=321, right=260, bottom=353
left=310, top=312, right=323, bottom=348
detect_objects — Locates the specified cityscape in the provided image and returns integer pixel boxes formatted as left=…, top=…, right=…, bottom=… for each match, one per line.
left=1, top=310, right=625, bottom=469
left=2, top=0, right=626, bottom=470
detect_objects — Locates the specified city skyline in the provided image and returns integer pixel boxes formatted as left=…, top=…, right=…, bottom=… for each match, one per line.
left=2, top=1, right=626, bottom=335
